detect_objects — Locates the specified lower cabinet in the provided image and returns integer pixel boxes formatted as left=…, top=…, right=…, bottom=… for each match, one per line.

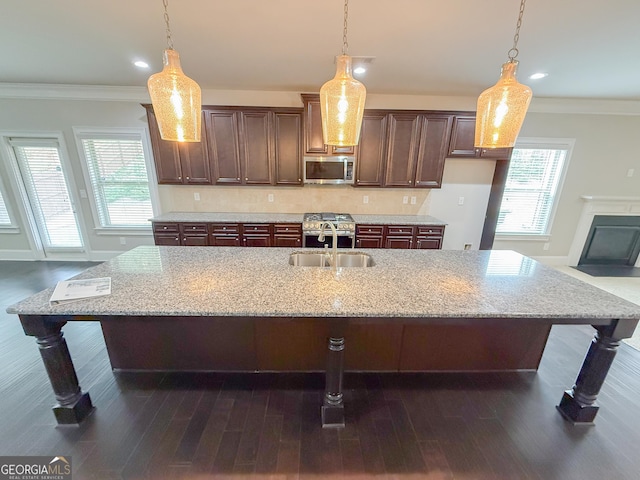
left=355, top=225, right=384, bottom=248
left=273, top=223, right=302, bottom=247
left=153, top=221, right=444, bottom=250
left=356, top=224, right=444, bottom=249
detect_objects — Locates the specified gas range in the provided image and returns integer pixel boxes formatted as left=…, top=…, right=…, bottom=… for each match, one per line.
left=302, top=212, right=356, bottom=236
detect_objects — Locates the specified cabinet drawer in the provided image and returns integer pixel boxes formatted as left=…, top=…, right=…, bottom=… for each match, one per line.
left=242, top=224, right=271, bottom=234
left=416, top=225, right=444, bottom=236
left=181, top=223, right=208, bottom=234
left=356, top=225, right=384, bottom=235
left=386, top=225, right=415, bottom=236
left=273, top=223, right=302, bottom=234
left=153, top=222, right=179, bottom=233
left=210, top=223, right=240, bottom=234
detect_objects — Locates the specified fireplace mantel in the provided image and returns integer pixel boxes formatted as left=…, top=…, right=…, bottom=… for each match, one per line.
left=568, top=196, right=640, bottom=266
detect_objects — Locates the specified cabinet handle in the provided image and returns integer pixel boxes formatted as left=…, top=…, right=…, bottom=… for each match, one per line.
left=163, top=226, right=167, bottom=230
left=178, top=176, right=182, bottom=180
left=245, top=177, right=248, bottom=181
left=175, top=237, right=179, bottom=241
left=192, top=226, right=196, bottom=229
left=223, top=227, right=226, bottom=230
left=254, top=227, right=258, bottom=230
left=186, top=176, right=190, bottom=180
left=285, top=228, right=289, bottom=231
left=237, top=177, right=240, bottom=180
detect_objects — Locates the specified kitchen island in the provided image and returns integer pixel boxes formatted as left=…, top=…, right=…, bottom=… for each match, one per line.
left=7, top=246, right=640, bottom=427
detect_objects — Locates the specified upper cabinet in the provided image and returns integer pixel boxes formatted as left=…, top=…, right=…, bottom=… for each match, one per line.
left=147, top=105, right=303, bottom=186
left=448, top=115, right=513, bottom=159
left=355, top=111, right=453, bottom=188
left=301, top=94, right=355, bottom=156
left=145, top=106, right=211, bottom=184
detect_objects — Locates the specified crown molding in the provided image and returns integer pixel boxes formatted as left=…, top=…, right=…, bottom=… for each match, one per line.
left=0, top=83, right=150, bottom=102
left=2, top=83, right=640, bottom=116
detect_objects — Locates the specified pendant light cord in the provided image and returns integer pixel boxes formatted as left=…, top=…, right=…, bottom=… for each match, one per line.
left=342, top=0, right=349, bottom=55
left=163, top=0, right=174, bottom=50
left=507, top=0, right=526, bottom=62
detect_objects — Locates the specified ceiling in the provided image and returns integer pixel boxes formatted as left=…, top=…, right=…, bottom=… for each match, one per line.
left=2, top=0, right=639, bottom=101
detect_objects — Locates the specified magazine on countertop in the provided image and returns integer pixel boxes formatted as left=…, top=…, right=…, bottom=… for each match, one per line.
left=49, top=277, right=112, bottom=305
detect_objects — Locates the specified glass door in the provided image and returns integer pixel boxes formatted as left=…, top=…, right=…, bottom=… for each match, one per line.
left=9, top=138, right=84, bottom=254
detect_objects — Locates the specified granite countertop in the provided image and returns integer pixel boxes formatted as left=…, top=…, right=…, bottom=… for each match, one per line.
left=7, top=246, right=640, bottom=321
left=150, top=212, right=447, bottom=226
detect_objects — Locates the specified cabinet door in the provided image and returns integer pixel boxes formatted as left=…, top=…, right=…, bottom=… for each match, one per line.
left=414, top=115, right=453, bottom=188
left=243, top=236, right=272, bottom=247
left=301, top=94, right=329, bottom=155
left=211, top=235, right=241, bottom=246
left=415, top=237, right=442, bottom=249
left=384, top=113, right=420, bottom=187
left=355, top=113, right=387, bottom=187
left=274, top=236, right=302, bottom=247
left=179, top=126, right=211, bottom=184
left=273, top=111, right=303, bottom=185
left=385, top=237, right=413, bottom=249
left=205, top=110, right=242, bottom=184
left=356, top=237, right=383, bottom=248
left=154, top=233, right=181, bottom=246
left=448, top=115, right=477, bottom=157
left=240, top=110, right=273, bottom=185
left=146, top=107, right=183, bottom=184
left=479, top=147, right=513, bottom=159
left=182, top=235, right=209, bottom=246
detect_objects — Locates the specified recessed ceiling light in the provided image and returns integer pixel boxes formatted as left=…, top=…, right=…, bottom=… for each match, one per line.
left=529, top=72, right=548, bottom=80
left=134, top=60, right=150, bottom=69
left=353, top=66, right=366, bottom=75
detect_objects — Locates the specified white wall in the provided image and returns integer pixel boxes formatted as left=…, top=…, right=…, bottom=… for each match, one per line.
left=0, top=89, right=638, bottom=262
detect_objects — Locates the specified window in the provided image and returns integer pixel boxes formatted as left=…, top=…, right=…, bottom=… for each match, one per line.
left=76, top=131, right=155, bottom=230
left=496, top=139, right=572, bottom=236
left=0, top=190, right=11, bottom=226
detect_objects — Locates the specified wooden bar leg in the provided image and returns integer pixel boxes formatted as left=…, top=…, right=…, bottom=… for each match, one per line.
left=20, top=315, right=94, bottom=425
left=557, top=320, right=635, bottom=424
left=322, top=336, right=345, bottom=428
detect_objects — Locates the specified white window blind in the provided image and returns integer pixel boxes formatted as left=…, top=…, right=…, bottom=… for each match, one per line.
left=10, top=139, right=83, bottom=248
left=80, top=136, right=153, bottom=228
left=496, top=146, right=567, bottom=236
left=0, top=190, right=10, bottom=225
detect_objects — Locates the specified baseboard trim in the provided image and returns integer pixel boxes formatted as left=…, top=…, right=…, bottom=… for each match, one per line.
left=0, top=250, right=39, bottom=260
left=0, top=250, right=121, bottom=262
left=530, top=255, right=570, bottom=266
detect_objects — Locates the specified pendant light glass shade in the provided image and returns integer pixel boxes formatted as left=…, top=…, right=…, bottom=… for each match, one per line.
left=320, top=54, right=367, bottom=146
left=475, top=61, right=532, bottom=149
left=148, top=49, right=202, bottom=142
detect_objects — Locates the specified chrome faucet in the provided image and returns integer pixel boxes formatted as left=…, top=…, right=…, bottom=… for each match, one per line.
left=318, top=221, right=338, bottom=271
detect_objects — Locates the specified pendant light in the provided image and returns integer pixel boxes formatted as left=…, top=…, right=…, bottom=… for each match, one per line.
left=147, top=0, right=201, bottom=142
left=475, top=0, right=532, bottom=149
left=320, top=0, right=367, bottom=147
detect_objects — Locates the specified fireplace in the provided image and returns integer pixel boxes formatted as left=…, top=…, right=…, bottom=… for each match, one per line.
left=578, top=215, right=640, bottom=266
left=568, top=196, right=640, bottom=267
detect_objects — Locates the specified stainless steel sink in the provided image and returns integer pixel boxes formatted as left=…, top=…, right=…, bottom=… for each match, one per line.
left=289, top=251, right=374, bottom=268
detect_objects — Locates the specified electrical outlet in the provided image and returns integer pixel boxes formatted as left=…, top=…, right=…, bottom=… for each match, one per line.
left=402, top=196, right=408, bottom=204
left=543, top=242, right=550, bottom=251
left=79, top=189, right=88, bottom=199
left=363, top=195, right=369, bottom=204
left=194, top=192, right=200, bottom=201
left=628, top=168, right=635, bottom=177
left=119, top=237, right=126, bottom=246
left=464, top=243, right=472, bottom=250
left=268, top=193, right=274, bottom=202
left=458, top=196, right=465, bottom=206
left=410, top=196, right=416, bottom=205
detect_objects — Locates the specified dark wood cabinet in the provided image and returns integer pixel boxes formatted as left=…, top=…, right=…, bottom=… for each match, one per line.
left=384, top=225, right=415, bottom=249
left=448, top=115, right=512, bottom=159
left=242, top=223, right=272, bottom=247
left=210, top=223, right=241, bottom=246
left=153, top=222, right=180, bottom=245
left=145, top=106, right=210, bottom=184
left=384, top=114, right=420, bottom=187
left=204, top=109, right=243, bottom=184
left=301, top=94, right=355, bottom=156
left=355, top=225, right=385, bottom=249
left=181, top=223, right=209, bottom=246
left=240, top=110, right=272, bottom=185
left=355, top=112, right=387, bottom=187
left=273, top=111, right=303, bottom=185
left=415, top=115, right=453, bottom=188
left=355, top=111, right=452, bottom=189
left=273, top=223, right=302, bottom=247
left=415, top=225, right=444, bottom=249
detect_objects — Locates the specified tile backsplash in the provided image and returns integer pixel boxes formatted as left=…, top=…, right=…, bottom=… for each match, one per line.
left=158, top=185, right=431, bottom=215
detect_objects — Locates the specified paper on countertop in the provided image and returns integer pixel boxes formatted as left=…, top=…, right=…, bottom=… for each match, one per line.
left=49, top=277, right=111, bottom=305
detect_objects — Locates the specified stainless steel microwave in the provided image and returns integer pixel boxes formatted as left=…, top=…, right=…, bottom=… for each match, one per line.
left=303, top=156, right=355, bottom=185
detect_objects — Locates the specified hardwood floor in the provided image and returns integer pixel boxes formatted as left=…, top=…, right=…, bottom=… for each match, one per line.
left=2, top=260, right=640, bottom=479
